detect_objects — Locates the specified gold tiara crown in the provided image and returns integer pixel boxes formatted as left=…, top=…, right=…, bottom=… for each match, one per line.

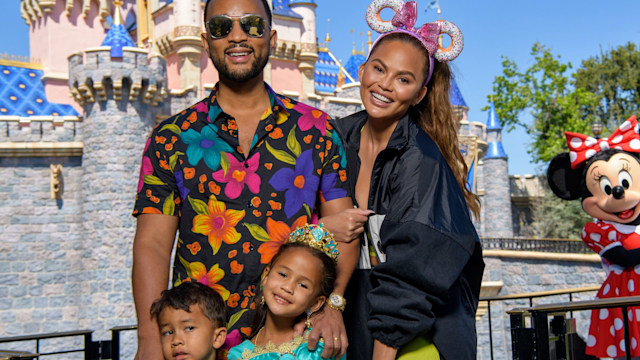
left=286, top=224, right=340, bottom=263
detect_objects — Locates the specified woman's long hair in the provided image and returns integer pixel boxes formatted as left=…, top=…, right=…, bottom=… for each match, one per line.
left=371, top=33, right=481, bottom=218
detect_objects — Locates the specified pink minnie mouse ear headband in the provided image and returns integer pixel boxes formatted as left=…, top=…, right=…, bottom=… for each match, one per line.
left=565, top=115, right=640, bottom=169
left=366, top=0, right=464, bottom=85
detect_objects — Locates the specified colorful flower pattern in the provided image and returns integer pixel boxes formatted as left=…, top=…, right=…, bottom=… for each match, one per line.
left=133, top=83, right=349, bottom=334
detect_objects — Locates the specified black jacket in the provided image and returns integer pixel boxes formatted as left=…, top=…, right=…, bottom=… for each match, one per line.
left=334, top=111, right=484, bottom=360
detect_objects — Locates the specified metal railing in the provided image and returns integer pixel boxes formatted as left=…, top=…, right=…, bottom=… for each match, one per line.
left=0, top=330, right=107, bottom=359
left=481, top=238, right=590, bottom=253
left=480, top=286, right=601, bottom=360
left=509, top=296, right=640, bottom=360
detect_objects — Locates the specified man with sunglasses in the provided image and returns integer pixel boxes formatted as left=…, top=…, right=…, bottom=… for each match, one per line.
left=132, top=0, right=366, bottom=359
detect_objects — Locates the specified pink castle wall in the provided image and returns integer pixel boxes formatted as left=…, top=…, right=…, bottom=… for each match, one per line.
left=29, top=0, right=108, bottom=110
left=30, top=0, right=106, bottom=76
left=200, top=52, right=219, bottom=89
left=269, top=60, right=302, bottom=95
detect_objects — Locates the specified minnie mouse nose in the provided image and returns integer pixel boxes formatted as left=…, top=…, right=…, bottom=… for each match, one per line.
left=612, top=185, right=625, bottom=199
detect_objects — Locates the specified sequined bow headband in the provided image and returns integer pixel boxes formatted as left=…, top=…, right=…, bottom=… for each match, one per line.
left=565, top=115, right=640, bottom=169
left=366, top=0, right=464, bottom=85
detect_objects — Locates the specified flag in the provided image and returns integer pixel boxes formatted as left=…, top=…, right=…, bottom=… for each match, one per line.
left=426, top=0, right=439, bottom=11
left=466, top=159, right=475, bottom=192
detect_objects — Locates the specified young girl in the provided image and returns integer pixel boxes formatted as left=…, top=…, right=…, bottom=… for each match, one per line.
left=332, top=1, right=484, bottom=359
left=227, top=224, right=346, bottom=360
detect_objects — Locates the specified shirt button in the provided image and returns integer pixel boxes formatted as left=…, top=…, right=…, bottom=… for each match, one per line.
left=247, top=201, right=253, bottom=208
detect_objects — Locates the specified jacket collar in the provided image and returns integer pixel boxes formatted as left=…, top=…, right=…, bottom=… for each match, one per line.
left=345, top=110, right=413, bottom=153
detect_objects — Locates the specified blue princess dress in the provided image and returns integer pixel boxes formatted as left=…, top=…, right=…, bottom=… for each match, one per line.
left=227, top=333, right=346, bottom=360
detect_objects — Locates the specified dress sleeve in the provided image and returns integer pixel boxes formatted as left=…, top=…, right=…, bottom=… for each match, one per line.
left=582, top=221, right=622, bottom=256
left=366, top=143, right=479, bottom=348
left=132, top=123, right=180, bottom=217
left=317, top=119, right=350, bottom=203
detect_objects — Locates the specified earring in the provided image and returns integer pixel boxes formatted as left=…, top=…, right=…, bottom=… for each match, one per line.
left=261, top=295, right=265, bottom=305
left=305, top=308, right=313, bottom=329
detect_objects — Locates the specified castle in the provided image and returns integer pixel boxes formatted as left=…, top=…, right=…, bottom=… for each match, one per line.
left=0, top=0, right=550, bottom=357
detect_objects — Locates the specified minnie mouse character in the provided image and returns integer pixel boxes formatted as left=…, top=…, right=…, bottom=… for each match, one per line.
left=548, top=115, right=640, bottom=359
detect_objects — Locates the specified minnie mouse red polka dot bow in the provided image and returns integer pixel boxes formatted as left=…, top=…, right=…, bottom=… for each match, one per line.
left=566, top=115, right=640, bottom=169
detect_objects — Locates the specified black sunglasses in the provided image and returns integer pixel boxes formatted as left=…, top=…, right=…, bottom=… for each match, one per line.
left=206, top=14, right=267, bottom=39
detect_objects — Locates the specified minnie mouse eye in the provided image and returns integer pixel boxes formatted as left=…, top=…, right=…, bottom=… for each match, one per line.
left=599, top=176, right=612, bottom=195
left=619, top=171, right=632, bottom=190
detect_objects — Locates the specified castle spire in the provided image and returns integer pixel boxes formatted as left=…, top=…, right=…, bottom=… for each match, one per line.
left=112, top=0, right=124, bottom=26
left=101, top=0, right=135, bottom=58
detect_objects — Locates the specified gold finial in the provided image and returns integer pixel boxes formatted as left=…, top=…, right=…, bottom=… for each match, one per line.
left=325, top=18, right=331, bottom=45
left=352, top=41, right=357, bottom=55
left=367, top=31, right=372, bottom=52
left=112, top=0, right=124, bottom=26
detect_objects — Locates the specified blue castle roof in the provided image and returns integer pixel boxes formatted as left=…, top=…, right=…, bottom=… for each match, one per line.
left=288, top=0, right=316, bottom=4
left=344, top=53, right=365, bottom=84
left=450, top=79, right=467, bottom=107
left=314, top=50, right=340, bottom=93
left=101, top=23, right=136, bottom=58
left=273, top=0, right=303, bottom=18
left=0, top=63, right=78, bottom=117
left=484, top=141, right=508, bottom=159
left=486, top=101, right=502, bottom=130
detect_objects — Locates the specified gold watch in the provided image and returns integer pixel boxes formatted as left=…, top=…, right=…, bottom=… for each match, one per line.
left=327, top=293, right=346, bottom=312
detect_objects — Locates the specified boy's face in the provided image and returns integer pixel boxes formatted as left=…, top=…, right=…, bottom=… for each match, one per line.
left=158, top=304, right=226, bottom=360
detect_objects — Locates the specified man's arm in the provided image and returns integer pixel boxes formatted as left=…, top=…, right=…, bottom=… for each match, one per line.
left=132, top=214, right=179, bottom=360
left=307, top=197, right=360, bottom=358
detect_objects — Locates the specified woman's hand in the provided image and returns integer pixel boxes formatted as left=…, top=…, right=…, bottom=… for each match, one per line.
left=320, top=208, right=373, bottom=243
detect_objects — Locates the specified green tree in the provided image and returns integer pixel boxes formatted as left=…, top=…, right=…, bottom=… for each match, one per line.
left=490, top=43, right=598, bottom=164
left=574, top=42, right=640, bottom=128
left=531, top=187, right=591, bottom=239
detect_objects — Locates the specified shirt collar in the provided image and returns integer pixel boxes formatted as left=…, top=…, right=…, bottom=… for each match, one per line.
left=205, top=82, right=289, bottom=123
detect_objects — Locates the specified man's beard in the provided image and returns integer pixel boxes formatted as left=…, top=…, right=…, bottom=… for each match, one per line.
left=211, top=44, right=269, bottom=82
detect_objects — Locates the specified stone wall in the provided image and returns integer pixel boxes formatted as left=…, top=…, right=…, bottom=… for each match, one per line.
left=476, top=252, right=606, bottom=360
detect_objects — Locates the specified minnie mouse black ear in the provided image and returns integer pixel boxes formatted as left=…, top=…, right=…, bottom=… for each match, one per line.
left=547, top=153, right=583, bottom=200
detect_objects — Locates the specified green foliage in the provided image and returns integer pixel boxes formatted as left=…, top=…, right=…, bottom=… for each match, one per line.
left=574, top=42, right=640, bottom=129
left=489, top=43, right=598, bottom=164
left=531, top=186, right=591, bottom=239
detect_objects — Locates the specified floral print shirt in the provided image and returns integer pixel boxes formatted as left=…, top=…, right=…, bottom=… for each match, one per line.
left=133, top=83, right=349, bottom=337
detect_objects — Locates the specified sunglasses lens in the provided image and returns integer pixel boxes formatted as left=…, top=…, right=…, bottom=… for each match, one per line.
left=240, top=15, right=265, bottom=37
left=207, top=16, right=233, bottom=38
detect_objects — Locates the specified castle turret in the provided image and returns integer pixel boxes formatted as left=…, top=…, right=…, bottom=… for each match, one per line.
left=289, top=0, right=318, bottom=98
left=482, top=101, right=513, bottom=238
left=67, top=0, right=168, bottom=336
left=172, top=0, right=204, bottom=90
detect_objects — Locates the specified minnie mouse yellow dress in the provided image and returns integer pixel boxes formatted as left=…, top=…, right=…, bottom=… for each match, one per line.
left=582, top=220, right=640, bottom=358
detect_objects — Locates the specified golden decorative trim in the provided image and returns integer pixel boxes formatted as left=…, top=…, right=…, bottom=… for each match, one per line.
left=0, top=57, right=43, bottom=70
left=174, top=25, right=202, bottom=38
left=0, top=142, right=83, bottom=157
left=241, top=334, right=306, bottom=359
left=50, top=164, right=63, bottom=198
left=483, top=250, right=601, bottom=263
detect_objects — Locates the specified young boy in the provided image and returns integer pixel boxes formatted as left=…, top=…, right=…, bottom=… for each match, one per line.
left=150, top=282, right=227, bottom=360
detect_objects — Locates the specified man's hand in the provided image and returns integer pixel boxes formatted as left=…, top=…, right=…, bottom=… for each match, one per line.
left=294, top=306, right=347, bottom=358
left=320, top=208, right=372, bottom=243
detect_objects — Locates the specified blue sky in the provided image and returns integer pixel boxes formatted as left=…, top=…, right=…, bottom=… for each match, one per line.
left=3, top=0, right=640, bottom=175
